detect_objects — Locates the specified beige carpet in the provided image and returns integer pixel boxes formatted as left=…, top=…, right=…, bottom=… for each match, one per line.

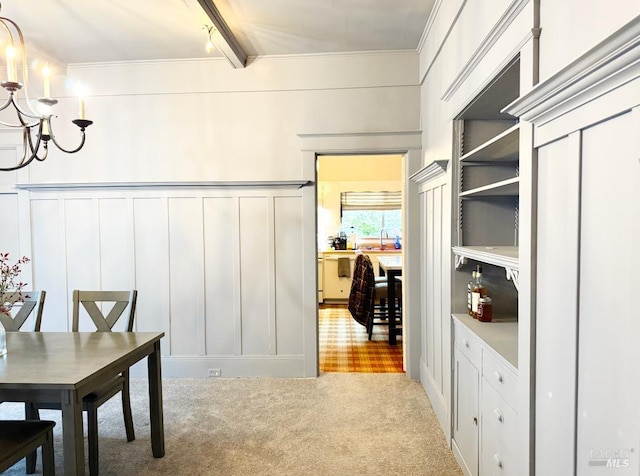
left=0, top=374, right=462, bottom=475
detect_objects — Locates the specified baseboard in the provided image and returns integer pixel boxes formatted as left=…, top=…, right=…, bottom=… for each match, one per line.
left=129, top=355, right=308, bottom=378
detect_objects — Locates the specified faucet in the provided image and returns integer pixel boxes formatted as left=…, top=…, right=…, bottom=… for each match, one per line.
left=380, top=228, right=388, bottom=250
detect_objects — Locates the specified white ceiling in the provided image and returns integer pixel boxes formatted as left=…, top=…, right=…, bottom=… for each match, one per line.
left=0, top=0, right=435, bottom=65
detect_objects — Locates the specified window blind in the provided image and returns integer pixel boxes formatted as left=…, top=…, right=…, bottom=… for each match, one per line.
left=340, top=191, right=401, bottom=211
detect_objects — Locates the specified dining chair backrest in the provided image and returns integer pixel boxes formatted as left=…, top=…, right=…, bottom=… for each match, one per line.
left=348, top=254, right=375, bottom=327
left=72, top=290, right=137, bottom=332
left=0, top=290, right=46, bottom=331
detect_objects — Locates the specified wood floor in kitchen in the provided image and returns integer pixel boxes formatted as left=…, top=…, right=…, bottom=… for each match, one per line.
left=319, top=304, right=403, bottom=373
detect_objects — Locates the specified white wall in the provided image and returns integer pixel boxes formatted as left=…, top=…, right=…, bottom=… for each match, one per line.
left=538, top=1, right=640, bottom=81
left=22, top=52, right=419, bottom=184
left=1, top=50, right=421, bottom=378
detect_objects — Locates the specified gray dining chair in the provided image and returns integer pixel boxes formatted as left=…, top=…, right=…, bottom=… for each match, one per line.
left=30, top=289, right=138, bottom=476
left=0, top=290, right=46, bottom=332
left=0, top=420, right=56, bottom=476
left=0, top=290, right=47, bottom=473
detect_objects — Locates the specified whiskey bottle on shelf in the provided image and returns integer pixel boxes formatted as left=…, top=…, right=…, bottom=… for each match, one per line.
left=471, top=265, right=488, bottom=318
left=467, top=270, right=476, bottom=316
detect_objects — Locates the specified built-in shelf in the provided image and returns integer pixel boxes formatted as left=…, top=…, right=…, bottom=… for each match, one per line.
left=459, top=123, right=520, bottom=162
left=453, top=313, right=518, bottom=368
left=460, top=177, right=519, bottom=197
left=453, top=245, right=519, bottom=290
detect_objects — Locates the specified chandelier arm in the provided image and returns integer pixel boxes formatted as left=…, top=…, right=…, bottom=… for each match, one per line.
left=24, top=123, right=47, bottom=159
left=14, top=124, right=47, bottom=168
left=11, top=97, right=42, bottom=121
left=47, top=121, right=88, bottom=154
left=48, top=132, right=87, bottom=154
left=0, top=95, right=40, bottom=128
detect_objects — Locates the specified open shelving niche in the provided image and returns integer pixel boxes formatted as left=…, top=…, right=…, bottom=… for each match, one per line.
left=451, top=57, right=521, bottom=368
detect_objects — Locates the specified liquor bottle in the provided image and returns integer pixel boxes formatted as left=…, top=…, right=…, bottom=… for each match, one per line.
left=467, top=270, right=476, bottom=316
left=471, top=265, right=488, bottom=318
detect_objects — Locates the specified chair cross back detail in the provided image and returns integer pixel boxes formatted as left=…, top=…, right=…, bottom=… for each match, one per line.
left=0, top=291, right=46, bottom=331
left=72, top=290, right=137, bottom=332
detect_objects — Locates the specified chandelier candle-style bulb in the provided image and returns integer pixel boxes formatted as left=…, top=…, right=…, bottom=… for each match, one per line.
left=0, top=2, right=94, bottom=171
left=5, top=45, right=16, bottom=82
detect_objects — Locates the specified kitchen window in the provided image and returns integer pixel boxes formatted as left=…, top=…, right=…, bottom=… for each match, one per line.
left=340, top=191, right=402, bottom=238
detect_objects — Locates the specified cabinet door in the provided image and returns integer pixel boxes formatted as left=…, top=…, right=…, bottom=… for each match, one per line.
left=454, top=346, right=479, bottom=476
left=323, top=257, right=353, bottom=299
left=480, top=378, right=518, bottom=476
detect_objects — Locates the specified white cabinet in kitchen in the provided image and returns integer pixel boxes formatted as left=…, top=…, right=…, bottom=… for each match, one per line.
left=322, top=252, right=354, bottom=300
left=322, top=251, right=402, bottom=301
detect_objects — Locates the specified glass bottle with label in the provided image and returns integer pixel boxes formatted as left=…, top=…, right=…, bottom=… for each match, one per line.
left=471, top=265, right=488, bottom=318
left=467, top=270, right=476, bottom=316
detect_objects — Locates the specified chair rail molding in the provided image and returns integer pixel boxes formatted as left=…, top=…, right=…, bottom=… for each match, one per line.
left=15, top=180, right=311, bottom=191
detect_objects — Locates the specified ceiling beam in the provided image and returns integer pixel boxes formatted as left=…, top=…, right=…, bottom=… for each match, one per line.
left=196, top=0, right=247, bottom=68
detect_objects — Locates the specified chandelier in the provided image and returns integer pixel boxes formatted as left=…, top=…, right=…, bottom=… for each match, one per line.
left=0, top=3, right=92, bottom=172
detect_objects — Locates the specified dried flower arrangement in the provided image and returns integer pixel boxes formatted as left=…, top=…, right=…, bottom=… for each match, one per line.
left=0, top=253, right=31, bottom=315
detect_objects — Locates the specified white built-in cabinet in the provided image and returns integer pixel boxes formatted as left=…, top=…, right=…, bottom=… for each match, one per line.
left=449, top=55, right=529, bottom=476
left=505, top=17, right=640, bottom=476
left=453, top=316, right=519, bottom=475
left=414, top=33, right=537, bottom=474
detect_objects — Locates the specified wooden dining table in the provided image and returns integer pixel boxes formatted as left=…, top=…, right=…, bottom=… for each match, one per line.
left=0, top=331, right=165, bottom=476
left=377, top=255, right=402, bottom=345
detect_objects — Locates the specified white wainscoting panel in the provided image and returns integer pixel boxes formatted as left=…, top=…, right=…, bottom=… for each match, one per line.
left=168, top=197, right=206, bottom=356
left=0, top=193, right=19, bottom=255
left=239, top=196, right=271, bottom=355
left=203, top=197, right=239, bottom=356
left=273, top=196, right=304, bottom=356
left=535, top=134, right=579, bottom=476
left=65, top=198, right=102, bottom=332
left=576, top=112, right=639, bottom=475
left=22, top=185, right=307, bottom=377
left=30, top=199, right=68, bottom=331
left=416, top=173, right=452, bottom=436
left=98, top=198, right=135, bottom=332
left=133, top=198, right=171, bottom=353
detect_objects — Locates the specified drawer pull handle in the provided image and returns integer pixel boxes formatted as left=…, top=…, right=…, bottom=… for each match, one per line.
left=494, top=408, right=504, bottom=422
left=494, top=370, right=504, bottom=383
left=473, top=417, right=478, bottom=426
left=493, top=453, right=503, bottom=469
left=462, top=339, right=469, bottom=348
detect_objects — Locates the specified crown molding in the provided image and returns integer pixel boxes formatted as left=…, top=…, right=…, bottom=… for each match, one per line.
left=410, top=160, right=448, bottom=184
left=442, top=0, right=531, bottom=101
left=503, top=16, right=640, bottom=125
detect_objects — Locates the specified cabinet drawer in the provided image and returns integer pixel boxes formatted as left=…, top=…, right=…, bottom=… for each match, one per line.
left=482, top=348, right=518, bottom=409
left=480, top=379, right=518, bottom=475
left=454, top=319, right=482, bottom=369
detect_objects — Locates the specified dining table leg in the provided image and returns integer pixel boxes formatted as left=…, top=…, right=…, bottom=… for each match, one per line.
left=60, top=389, right=85, bottom=476
left=148, top=340, right=165, bottom=458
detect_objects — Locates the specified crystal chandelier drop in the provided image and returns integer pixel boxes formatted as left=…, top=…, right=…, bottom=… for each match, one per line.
left=0, top=3, right=92, bottom=172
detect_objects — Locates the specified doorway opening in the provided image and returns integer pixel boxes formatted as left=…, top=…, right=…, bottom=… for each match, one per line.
left=316, top=154, right=404, bottom=373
